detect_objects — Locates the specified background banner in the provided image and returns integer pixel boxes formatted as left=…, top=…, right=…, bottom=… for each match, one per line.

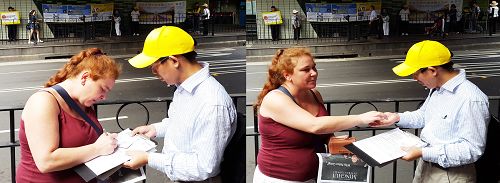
left=0, top=11, right=20, bottom=25
left=43, top=4, right=113, bottom=23
left=262, top=11, right=283, bottom=25
left=136, top=1, right=186, bottom=24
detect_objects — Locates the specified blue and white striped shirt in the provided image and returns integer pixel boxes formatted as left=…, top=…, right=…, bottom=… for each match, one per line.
left=398, top=69, right=489, bottom=168
left=149, top=62, right=237, bottom=181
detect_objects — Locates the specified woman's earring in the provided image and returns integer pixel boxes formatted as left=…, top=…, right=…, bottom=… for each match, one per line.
left=81, top=81, right=85, bottom=86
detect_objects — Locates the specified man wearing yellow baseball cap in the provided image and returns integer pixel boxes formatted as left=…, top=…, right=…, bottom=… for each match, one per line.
left=123, top=26, right=237, bottom=182
left=371, top=40, right=489, bottom=182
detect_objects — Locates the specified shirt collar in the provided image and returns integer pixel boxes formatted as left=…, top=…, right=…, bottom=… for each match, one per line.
left=177, top=62, right=210, bottom=94
left=438, top=69, right=466, bottom=93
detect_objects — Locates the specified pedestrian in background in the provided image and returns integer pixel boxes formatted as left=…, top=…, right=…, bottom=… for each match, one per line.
left=382, top=8, right=390, bottom=36
left=368, top=5, right=379, bottom=38
left=399, top=4, right=410, bottom=36
left=193, top=2, right=202, bottom=34
left=449, top=4, right=458, bottom=33
left=7, top=7, right=18, bottom=42
left=201, top=3, right=210, bottom=36
left=130, top=7, right=140, bottom=36
left=27, top=10, right=43, bottom=44
left=371, top=40, right=490, bottom=183
left=489, top=1, right=499, bottom=35
left=291, top=9, right=301, bottom=40
left=113, top=10, right=122, bottom=37
left=270, top=6, right=280, bottom=41
left=471, top=2, right=482, bottom=32
left=16, top=48, right=121, bottom=182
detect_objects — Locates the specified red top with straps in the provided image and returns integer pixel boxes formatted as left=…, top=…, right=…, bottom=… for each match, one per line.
left=257, top=90, right=330, bottom=181
left=16, top=91, right=101, bottom=183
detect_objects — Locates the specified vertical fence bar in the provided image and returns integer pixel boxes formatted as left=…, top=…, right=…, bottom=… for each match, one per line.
left=371, top=129, right=376, bottom=183
left=10, top=110, right=16, bottom=183
left=393, top=101, right=400, bottom=183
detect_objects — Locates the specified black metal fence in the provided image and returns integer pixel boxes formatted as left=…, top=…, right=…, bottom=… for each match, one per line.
left=246, top=96, right=500, bottom=183
left=247, top=10, right=496, bottom=45
left=0, top=14, right=244, bottom=45
left=0, top=94, right=245, bottom=183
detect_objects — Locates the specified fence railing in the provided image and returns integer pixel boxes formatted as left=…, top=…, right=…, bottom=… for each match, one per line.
left=246, top=96, right=500, bottom=183
left=0, top=14, right=245, bottom=45
left=0, top=94, right=245, bottom=183
left=247, top=10, right=496, bottom=45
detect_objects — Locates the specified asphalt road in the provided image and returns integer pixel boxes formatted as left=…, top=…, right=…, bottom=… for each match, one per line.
left=0, top=46, right=245, bottom=182
left=245, top=49, right=500, bottom=183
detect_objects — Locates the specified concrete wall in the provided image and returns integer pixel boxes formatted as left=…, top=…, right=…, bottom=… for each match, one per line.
left=256, top=0, right=317, bottom=40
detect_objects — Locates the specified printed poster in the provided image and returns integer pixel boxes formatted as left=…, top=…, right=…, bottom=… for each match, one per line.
left=0, top=11, right=20, bottom=25
left=262, top=11, right=283, bottom=25
left=317, top=153, right=370, bottom=183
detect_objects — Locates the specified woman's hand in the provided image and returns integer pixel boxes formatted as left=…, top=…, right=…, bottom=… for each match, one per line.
left=93, top=132, right=118, bottom=156
left=357, top=111, right=386, bottom=125
left=369, top=112, right=400, bottom=127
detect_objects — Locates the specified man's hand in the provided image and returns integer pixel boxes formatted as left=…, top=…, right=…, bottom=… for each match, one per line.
left=123, top=150, right=149, bottom=170
left=369, top=112, right=399, bottom=127
left=131, top=125, right=157, bottom=138
left=401, top=146, right=422, bottom=161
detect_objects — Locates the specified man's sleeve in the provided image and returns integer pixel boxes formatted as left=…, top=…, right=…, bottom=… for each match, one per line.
left=397, top=97, right=429, bottom=129
left=148, top=105, right=235, bottom=181
left=152, top=117, right=169, bottom=138
left=421, top=100, right=489, bottom=168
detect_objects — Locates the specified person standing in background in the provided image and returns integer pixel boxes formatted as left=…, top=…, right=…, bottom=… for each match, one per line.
left=382, top=8, right=390, bottom=36
left=399, top=4, right=410, bottom=36
left=270, top=6, right=280, bottom=41
left=449, top=4, right=458, bottom=33
left=291, top=9, right=301, bottom=41
left=193, top=2, right=202, bottom=34
left=7, top=7, right=18, bottom=42
left=27, top=10, right=43, bottom=44
left=489, top=1, right=499, bottom=35
left=201, top=3, right=210, bottom=36
left=113, top=10, right=121, bottom=37
left=130, top=7, right=140, bottom=36
left=368, top=5, right=378, bottom=37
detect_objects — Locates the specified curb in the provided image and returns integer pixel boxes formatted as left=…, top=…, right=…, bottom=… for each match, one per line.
left=0, top=39, right=245, bottom=62
left=246, top=36, right=500, bottom=62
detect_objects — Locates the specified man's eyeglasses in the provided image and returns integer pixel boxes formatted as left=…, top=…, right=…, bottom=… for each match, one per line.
left=419, top=67, right=428, bottom=73
left=157, top=56, right=170, bottom=64
left=152, top=56, right=170, bottom=76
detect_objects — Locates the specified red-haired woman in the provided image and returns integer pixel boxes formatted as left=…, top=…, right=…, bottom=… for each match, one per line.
left=16, top=48, right=122, bottom=183
left=253, top=48, right=384, bottom=182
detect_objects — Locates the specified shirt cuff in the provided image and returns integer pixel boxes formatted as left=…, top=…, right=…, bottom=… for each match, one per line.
left=148, top=152, right=175, bottom=178
left=421, top=146, right=443, bottom=166
left=397, top=112, right=408, bottom=127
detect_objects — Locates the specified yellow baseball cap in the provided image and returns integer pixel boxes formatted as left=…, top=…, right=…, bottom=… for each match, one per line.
left=393, top=40, right=452, bottom=76
left=129, top=26, right=195, bottom=68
